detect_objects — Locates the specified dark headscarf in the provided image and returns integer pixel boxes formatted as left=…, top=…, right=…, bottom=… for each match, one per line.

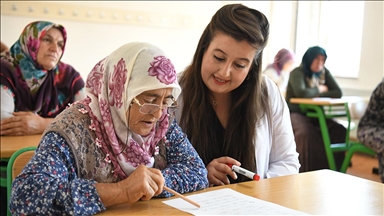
left=0, top=21, right=84, bottom=117
left=301, top=46, right=327, bottom=77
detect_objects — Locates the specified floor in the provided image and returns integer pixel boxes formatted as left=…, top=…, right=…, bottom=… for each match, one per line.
left=346, top=152, right=381, bottom=183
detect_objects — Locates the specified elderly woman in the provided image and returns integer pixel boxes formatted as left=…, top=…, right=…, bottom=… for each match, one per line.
left=286, top=46, right=346, bottom=172
left=9, top=42, right=208, bottom=215
left=0, top=21, right=85, bottom=136
left=263, top=48, right=296, bottom=95
left=358, top=79, right=384, bottom=183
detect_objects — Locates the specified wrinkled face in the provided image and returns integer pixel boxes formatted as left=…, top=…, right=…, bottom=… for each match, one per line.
left=36, top=28, right=64, bottom=70
left=127, top=88, right=173, bottom=136
left=310, top=54, right=325, bottom=73
left=201, top=32, right=257, bottom=95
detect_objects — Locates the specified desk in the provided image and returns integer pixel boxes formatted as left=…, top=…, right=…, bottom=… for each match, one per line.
left=290, top=97, right=375, bottom=172
left=97, top=170, right=383, bottom=215
left=0, top=134, right=41, bottom=188
left=0, top=134, right=41, bottom=158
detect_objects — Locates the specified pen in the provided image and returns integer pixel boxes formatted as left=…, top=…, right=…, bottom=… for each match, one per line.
left=163, top=186, right=201, bottom=208
left=227, top=164, right=260, bottom=181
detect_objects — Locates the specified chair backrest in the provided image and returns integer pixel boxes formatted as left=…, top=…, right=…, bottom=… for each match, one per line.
left=6, top=146, right=37, bottom=216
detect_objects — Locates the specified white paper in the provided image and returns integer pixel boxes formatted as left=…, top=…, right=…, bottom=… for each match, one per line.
left=162, top=188, right=309, bottom=215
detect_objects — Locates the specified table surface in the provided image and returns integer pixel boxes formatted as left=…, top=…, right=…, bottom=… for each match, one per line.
left=96, top=169, right=383, bottom=215
left=0, top=134, right=41, bottom=158
left=290, top=96, right=365, bottom=106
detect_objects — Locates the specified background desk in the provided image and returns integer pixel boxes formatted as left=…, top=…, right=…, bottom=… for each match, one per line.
left=97, top=170, right=383, bottom=215
left=0, top=134, right=41, bottom=158
left=289, top=97, right=375, bottom=172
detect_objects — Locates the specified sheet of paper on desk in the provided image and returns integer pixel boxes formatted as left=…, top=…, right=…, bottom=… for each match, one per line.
left=162, top=188, right=309, bottom=215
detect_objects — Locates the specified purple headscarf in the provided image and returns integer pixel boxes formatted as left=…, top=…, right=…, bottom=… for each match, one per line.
left=268, top=48, right=295, bottom=76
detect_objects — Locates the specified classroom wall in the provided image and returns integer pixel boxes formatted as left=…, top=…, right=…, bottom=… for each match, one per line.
left=335, top=1, right=383, bottom=96
left=1, top=1, right=382, bottom=96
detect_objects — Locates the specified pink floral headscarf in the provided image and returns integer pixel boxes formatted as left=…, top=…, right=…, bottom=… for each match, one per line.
left=82, top=42, right=181, bottom=179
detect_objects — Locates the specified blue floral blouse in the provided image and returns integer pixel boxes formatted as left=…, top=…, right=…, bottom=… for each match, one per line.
left=9, top=120, right=208, bottom=215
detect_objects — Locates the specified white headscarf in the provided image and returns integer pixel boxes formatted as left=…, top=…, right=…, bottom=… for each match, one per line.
left=82, top=42, right=181, bottom=178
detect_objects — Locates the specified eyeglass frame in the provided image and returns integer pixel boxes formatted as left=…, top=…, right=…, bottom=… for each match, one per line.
left=131, top=97, right=179, bottom=114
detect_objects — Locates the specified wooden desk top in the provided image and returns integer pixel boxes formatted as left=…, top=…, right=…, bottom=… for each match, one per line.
left=97, top=169, right=383, bottom=215
left=290, top=96, right=365, bottom=106
left=0, top=134, right=41, bottom=158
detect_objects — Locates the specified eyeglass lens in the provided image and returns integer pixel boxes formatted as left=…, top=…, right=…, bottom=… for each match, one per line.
left=140, top=104, right=177, bottom=114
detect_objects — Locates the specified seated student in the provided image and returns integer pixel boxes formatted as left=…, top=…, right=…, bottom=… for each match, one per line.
left=286, top=46, right=346, bottom=172
left=0, top=20, right=85, bottom=136
left=177, top=3, right=300, bottom=186
left=357, top=79, right=384, bottom=183
left=9, top=42, right=209, bottom=215
left=263, top=48, right=295, bottom=94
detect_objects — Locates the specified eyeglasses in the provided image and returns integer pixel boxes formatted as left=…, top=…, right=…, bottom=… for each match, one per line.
left=132, top=97, right=179, bottom=114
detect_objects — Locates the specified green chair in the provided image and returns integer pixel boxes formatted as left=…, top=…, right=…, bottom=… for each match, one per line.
left=6, top=146, right=37, bottom=216
left=299, top=102, right=376, bottom=173
left=1, top=158, right=9, bottom=187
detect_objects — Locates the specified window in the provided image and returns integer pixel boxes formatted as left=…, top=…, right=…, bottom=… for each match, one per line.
left=296, top=1, right=365, bottom=78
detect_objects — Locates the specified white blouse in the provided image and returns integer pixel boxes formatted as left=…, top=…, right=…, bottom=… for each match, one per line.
left=175, top=75, right=300, bottom=179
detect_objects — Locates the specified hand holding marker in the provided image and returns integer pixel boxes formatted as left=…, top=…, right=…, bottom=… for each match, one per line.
left=227, top=164, right=260, bottom=181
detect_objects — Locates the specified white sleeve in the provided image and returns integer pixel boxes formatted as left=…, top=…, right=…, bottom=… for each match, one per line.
left=264, top=76, right=300, bottom=177
left=263, top=67, right=281, bottom=86
left=1, top=87, right=15, bottom=120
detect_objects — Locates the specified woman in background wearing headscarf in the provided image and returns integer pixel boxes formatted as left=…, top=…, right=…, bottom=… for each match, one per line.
left=358, top=79, right=384, bottom=183
left=9, top=42, right=208, bottom=215
left=263, top=48, right=295, bottom=95
left=0, top=21, right=85, bottom=136
left=286, top=46, right=346, bottom=172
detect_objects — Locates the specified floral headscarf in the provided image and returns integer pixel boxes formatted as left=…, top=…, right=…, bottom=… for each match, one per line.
left=0, top=21, right=84, bottom=117
left=82, top=42, right=181, bottom=179
left=3, top=21, right=67, bottom=93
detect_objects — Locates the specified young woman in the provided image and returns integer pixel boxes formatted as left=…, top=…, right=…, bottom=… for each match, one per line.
left=176, top=4, right=300, bottom=186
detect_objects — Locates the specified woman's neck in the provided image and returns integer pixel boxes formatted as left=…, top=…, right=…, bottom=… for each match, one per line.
left=210, top=92, right=231, bottom=128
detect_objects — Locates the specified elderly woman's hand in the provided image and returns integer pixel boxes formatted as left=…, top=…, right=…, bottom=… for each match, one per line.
left=206, top=156, right=241, bottom=186
left=0, top=111, right=52, bottom=135
left=119, top=165, right=165, bottom=202
left=96, top=165, right=165, bottom=207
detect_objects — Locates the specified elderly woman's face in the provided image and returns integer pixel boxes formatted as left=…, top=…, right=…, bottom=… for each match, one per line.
left=310, top=54, right=325, bottom=73
left=36, top=28, right=64, bottom=70
left=127, top=88, right=174, bottom=136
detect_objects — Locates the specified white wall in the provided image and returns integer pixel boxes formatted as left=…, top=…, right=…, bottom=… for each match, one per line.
left=1, top=1, right=382, bottom=96
left=1, top=1, right=223, bottom=78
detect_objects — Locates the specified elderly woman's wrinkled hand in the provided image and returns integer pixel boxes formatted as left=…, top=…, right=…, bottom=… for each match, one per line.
left=0, top=111, right=50, bottom=135
left=116, top=164, right=165, bottom=203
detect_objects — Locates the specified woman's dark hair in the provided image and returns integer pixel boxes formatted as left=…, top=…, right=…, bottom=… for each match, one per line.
left=179, top=4, right=271, bottom=183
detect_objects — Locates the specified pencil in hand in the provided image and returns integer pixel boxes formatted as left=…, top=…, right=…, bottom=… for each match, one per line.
left=163, top=186, right=200, bottom=208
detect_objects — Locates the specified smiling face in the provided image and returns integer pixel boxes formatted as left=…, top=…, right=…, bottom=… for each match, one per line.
left=127, top=88, right=174, bottom=136
left=36, top=27, right=64, bottom=70
left=201, top=32, right=257, bottom=95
